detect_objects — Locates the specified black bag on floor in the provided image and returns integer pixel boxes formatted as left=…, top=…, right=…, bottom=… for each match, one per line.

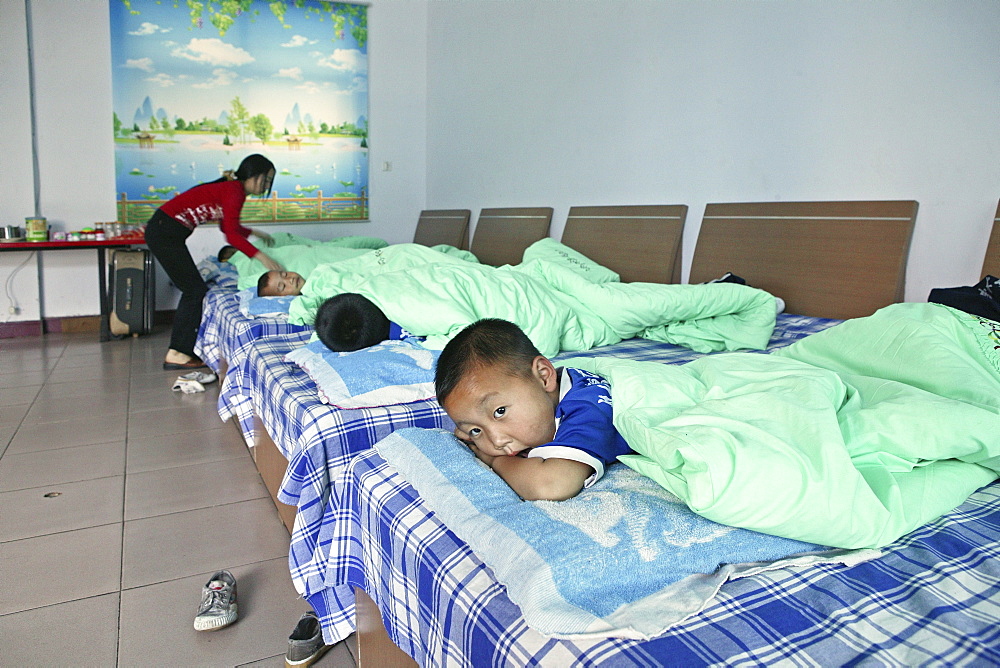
left=110, top=249, right=155, bottom=336
left=928, top=275, right=1000, bottom=323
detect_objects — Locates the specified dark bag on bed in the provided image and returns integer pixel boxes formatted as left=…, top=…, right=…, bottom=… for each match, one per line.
left=928, top=275, right=1000, bottom=322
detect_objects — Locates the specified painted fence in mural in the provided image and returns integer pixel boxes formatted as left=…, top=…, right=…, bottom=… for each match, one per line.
left=116, top=190, right=368, bottom=226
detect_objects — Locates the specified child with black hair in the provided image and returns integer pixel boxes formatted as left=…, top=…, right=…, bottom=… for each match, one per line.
left=314, top=293, right=424, bottom=351
left=257, top=270, right=305, bottom=297
left=315, top=293, right=390, bottom=351
left=217, top=245, right=238, bottom=262
left=434, top=318, right=632, bottom=501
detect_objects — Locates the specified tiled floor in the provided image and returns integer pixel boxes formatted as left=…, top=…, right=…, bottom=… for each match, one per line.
left=0, top=326, right=356, bottom=667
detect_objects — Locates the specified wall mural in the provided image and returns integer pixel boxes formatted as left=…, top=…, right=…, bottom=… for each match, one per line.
left=110, top=0, right=368, bottom=225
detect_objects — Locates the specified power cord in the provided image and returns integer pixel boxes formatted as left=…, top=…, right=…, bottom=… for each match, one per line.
left=3, top=251, right=35, bottom=320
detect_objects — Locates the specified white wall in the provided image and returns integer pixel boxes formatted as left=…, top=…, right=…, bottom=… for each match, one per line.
left=0, top=0, right=427, bottom=321
left=425, top=0, right=1000, bottom=300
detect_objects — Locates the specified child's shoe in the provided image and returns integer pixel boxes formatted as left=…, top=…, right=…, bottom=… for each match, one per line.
left=285, top=610, right=331, bottom=667
left=193, top=570, right=238, bottom=631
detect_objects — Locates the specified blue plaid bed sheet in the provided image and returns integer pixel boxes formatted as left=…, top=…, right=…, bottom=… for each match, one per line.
left=326, top=451, right=1000, bottom=666
left=285, top=314, right=842, bottom=645
left=195, top=288, right=313, bottom=444
left=196, top=288, right=311, bottom=374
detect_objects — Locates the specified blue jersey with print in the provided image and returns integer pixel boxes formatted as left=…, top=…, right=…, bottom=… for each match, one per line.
left=529, top=368, right=631, bottom=481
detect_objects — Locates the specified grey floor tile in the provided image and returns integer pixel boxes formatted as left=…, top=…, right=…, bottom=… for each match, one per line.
left=6, top=413, right=127, bottom=454
left=125, top=455, right=268, bottom=520
left=0, top=385, right=41, bottom=406
left=0, top=593, right=121, bottom=666
left=0, top=402, right=29, bottom=430
left=53, top=347, right=132, bottom=368
left=0, top=475, right=125, bottom=542
left=32, top=376, right=128, bottom=400
left=118, top=558, right=312, bottom=667
left=127, top=424, right=248, bottom=474
left=0, top=523, right=122, bottom=615
left=45, top=361, right=134, bottom=385
left=0, top=440, right=125, bottom=491
left=126, top=402, right=228, bottom=439
left=122, top=498, right=290, bottom=588
left=22, top=393, right=129, bottom=425
left=0, top=368, right=50, bottom=388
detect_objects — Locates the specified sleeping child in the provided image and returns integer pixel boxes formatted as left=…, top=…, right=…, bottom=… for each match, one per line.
left=434, top=318, right=632, bottom=501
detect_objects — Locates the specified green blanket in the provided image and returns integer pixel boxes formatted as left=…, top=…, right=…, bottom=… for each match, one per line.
left=228, top=235, right=389, bottom=290
left=288, top=240, right=777, bottom=357
left=566, top=303, right=1000, bottom=549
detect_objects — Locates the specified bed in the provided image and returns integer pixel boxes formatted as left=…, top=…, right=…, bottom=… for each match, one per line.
left=689, top=200, right=917, bottom=319
left=469, top=207, right=553, bottom=267
left=560, top=204, right=687, bottom=284
left=412, top=209, right=471, bottom=250
left=318, top=200, right=1000, bottom=665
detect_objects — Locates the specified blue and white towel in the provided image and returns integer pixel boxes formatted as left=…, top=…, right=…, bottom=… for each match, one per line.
left=285, top=339, right=440, bottom=409
left=238, top=288, right=295, bottom=319
left=375, top=427, right=880, bottom=640
left=197, top=257, right=239, bottom=289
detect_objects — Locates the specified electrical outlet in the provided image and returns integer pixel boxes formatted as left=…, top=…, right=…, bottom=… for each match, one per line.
left=381, top=161, right=392, bottom=172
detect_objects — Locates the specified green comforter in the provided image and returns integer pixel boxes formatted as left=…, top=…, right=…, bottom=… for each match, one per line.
left=228, top=235, right=389, bottom=290
left=567, top=302, right=1000, bottom=549
left=287, top=241, right=778, bottom=357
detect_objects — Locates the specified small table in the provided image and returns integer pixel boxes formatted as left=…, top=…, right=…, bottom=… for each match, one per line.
left=0, top=237, right=147, bottom=341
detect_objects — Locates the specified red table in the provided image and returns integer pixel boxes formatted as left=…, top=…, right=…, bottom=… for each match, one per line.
left=0, top=237, right=147, bottom=341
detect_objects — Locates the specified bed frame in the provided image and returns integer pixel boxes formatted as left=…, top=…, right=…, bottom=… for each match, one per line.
left=982, top=199, right=1000, bottom=279
left=411, top=209, right=471, bottom=250
left=560, top=204, right=687, bottom=283
left=689, top=200, right=918, bottom=319
left=469, top=207, right=553, bottom=266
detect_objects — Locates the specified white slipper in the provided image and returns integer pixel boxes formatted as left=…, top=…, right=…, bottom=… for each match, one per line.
left=179, top=371, right=217, bottom=384
left=172, top=378, right=206, bottom=394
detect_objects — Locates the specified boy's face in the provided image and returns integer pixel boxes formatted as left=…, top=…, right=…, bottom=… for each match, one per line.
left=261, top=270, right=304, bottom=296
left=442, top=357, right=560, bottom=457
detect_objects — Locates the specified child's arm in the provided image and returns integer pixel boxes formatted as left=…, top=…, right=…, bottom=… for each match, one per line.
left=486, top=450, right=592, bottom=501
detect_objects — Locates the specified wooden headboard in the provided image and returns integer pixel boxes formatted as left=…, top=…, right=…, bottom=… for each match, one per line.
left=470, top=207, right=553, bottom=266
left=982, top=200, right=1000, bottom=279
left=689, top=200, right=918, bottom=320
left=413, top=209, right=471, bottom=250
left=560, top=205, right=687, bottom=284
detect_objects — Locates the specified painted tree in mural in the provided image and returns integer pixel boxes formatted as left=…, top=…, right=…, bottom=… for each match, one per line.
left=120, top=0, right=367, bottom=45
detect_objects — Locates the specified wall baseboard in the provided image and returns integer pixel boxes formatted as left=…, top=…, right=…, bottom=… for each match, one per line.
left=0, top=311, right=175, bottom=339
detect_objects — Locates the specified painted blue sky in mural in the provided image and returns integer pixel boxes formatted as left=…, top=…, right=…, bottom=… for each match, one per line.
left=109, top=0, right=369, bottom=218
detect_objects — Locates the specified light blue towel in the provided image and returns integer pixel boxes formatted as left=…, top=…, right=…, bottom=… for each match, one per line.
left=237, top=288, right=295, bottom=319
left=375, top=427, right=880, bottom=639
left=285, top=339, right=439, bottom=409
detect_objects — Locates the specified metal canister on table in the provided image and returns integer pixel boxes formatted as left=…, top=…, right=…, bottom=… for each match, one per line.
left=25, top=217, right=48, bottom=242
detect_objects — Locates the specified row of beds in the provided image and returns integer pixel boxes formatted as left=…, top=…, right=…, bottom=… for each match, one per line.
left=194, top=200, right=1000, bottom=666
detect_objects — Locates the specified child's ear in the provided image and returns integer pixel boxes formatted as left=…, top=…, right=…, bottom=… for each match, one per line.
left=533, top=356, right=558, bottom=392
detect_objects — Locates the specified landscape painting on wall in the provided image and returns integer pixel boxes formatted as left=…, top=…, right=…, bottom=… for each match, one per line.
left=109, top=0, right=369, bottom=225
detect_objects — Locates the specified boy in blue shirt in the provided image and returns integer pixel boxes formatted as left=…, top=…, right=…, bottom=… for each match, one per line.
left=435, top=318, right=631, bottom=501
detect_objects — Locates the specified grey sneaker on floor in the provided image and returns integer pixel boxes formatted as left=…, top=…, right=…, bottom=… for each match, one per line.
left=285, top=610, right=331, bottom=667
left=193, top=570, right=238, bottom=632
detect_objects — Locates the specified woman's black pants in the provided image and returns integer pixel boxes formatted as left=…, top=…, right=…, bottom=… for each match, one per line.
left=143, top=210, right=207, bottom=358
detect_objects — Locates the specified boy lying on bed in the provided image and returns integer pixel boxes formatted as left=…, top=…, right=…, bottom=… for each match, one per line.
left=433, top=303, right=1000, bottom=550
left=434, top=317, right=630, bottom=501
